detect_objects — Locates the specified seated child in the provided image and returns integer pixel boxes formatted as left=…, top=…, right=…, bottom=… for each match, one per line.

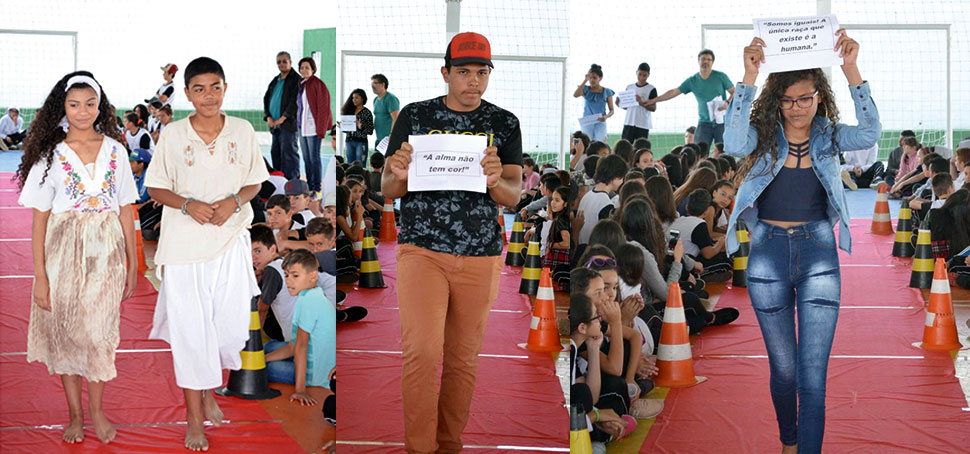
left=284, top=178, right=315, bottom=229
left=368, top=152, right=385, bottom=196
left=123, top=112, right=155, bottom=153
left=306, top=217, right=365, bottom=322
left=250, top=225, right=292, bottom=342
left=669, top=188, right=731, bottom=282
left=130, top=148, right=163, bottom=241
left=940, top=189, right=970, bottom=288
left=710, top=180, right=735, bottom=236
left=540, top=186, right=573, bottom=290
left=334, top=185, right=361, bottom=282
left=265, top=194, right=309, bottom=254
left=263, top=249, right=336, bottom=405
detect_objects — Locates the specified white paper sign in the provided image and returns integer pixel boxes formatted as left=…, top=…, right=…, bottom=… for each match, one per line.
left=340, top=115, right=357, bottom=131
left=376, top=136, right=389, bottom=154
left=707, top=96, right=727, bottom=124
left=753, top=15, right=843, bottom=74
left=407, top=134, right=488, bottom=193
left=617, top=89, right=638, bottom=109
left=578, top=114, right=602, bottom=127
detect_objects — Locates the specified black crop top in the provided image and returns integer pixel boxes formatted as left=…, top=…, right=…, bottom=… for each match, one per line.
left=757, top=140, right=829, bottom=222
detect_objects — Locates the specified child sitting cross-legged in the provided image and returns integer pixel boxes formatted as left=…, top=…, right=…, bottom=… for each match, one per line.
left=263, top=249, right=337, bottom=404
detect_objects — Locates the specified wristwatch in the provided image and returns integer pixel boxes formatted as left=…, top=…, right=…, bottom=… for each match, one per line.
left=231, top=193, right=242, bottom=213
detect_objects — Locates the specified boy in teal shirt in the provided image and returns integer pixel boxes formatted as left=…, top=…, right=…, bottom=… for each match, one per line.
left=264, top=249, right=337, bottom=405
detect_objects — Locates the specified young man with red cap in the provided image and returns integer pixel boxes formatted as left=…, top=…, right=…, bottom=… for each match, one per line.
left=382, top=32, right=523, bottom=454
left=157, top=63, right=177, bottom=105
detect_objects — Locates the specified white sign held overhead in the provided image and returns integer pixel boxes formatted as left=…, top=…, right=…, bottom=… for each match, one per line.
left=753, top=15, right=844, bottom=74
left=616, top=90, right=638, bottom=109
left=340, top=115, right=357, bottom=132
left=407, top=134, right=488, bottom=193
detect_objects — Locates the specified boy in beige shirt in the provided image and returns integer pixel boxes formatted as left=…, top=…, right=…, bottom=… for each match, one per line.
left=145, top=57, right=269, bottom=452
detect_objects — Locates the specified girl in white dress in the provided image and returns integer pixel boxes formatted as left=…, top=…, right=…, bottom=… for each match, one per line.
left=15, top=71, right=139, bottom=445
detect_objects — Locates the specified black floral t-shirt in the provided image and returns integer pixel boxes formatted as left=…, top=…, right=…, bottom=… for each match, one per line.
left=387, top=96, right=523, bottom=256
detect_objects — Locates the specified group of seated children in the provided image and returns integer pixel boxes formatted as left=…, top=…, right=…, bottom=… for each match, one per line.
left=568, top=133, right=744, bottom=451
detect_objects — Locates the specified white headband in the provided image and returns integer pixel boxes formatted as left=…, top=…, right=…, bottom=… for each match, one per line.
left=65, top=75, right=102, bottom=100
left=60, top=75, right=102, bottom=133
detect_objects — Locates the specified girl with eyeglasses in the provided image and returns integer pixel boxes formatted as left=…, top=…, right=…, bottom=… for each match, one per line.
left=724, top=30, right=880, bottom=454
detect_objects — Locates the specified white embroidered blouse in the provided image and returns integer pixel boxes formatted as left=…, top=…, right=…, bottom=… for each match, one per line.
left=18, top=137, right=138, bottom=214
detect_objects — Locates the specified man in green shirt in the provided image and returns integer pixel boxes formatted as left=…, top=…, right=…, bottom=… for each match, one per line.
left=645, top=49, right=735, bottom=146
left=370, top=73, right=400, bottom=148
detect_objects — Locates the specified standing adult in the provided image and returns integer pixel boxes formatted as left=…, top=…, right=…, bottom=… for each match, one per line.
left=382, top=32, right=522, bottom=454
left=264, top=51, right=300, bottom=180
left=297, top=56, right=334, bottom=200
left=620, top=63, right=658, bottom=142
left=0, top=107, right=25, bottom=151
left=157, top=63, right=177, bottom=106
left=341, top=89, right=374, bottom=166
left=645, top=50, right=735, bottom=145
left=573, top=64, right=615, bottom=142
left=370, top=73, right=399, bottom=149
left=724, top=31, right=879, bottom=454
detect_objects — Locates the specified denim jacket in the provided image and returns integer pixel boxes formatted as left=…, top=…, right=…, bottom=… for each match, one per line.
left=723, top=81, right=881, bottom=255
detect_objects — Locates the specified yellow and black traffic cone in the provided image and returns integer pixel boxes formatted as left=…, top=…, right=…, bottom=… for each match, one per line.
left=909, top=225, right=934, bottom=289
left=505, top=214, right=526, bottom=267
left=570, top=404, right=593, bottom=454
left=518, top=241, right=542, bottom=295
left=892, top=206, right=915, bottom=258
left=732, top=220, right=749, bottom=288
left=216, top=296, right=282, bottom=400
left=359, top=229, right=385, bottom=288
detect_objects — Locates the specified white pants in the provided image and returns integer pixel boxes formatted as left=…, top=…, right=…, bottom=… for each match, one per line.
left=150, top=233, right=261, bottom=390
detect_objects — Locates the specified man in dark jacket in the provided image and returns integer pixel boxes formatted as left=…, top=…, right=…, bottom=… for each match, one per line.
left=264, top=51, right=301, bottom=179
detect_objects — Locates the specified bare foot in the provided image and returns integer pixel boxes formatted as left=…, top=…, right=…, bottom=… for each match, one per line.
left=91, top=411, right=116, bottom=444
left=202, top=390, right=224, bottom=428
left=184, top=422, right=209, bottom=452
left=781, top=444, right=797, bottom=454
left=62, top=416, right=84, bottom=443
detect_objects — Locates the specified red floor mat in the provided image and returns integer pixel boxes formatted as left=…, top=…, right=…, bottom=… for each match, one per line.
left=0, top=173, right=304, bottom=453
left=337, top=241, right=568, bottom=450
left=640, top=224, right=970, bottom=452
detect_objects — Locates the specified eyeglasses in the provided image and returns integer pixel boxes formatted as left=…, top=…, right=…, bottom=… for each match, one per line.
left=277, top=60, right=288, bottom=64
left=779, top=91, right=818, bottom=110
left=587, top=314, right=603, bottom=324
left=584, top=257, right=616, bottom=269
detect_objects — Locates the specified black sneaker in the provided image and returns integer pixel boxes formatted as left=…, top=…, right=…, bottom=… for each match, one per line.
left=702, top=270, right=732, bottom=283
left=956, top=274, right=970, bottom=289
left=337, top=306, right=368, bottom=322
left=708, top=308, right=740, bottom=326
left=336, top=290, right=346, bottom=305
left=336, top=272, right=359, bottom=284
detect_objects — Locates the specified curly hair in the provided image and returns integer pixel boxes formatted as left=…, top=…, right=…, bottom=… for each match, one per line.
left=341, top=89, right=368, bottom=116
left=737, top=68, right=840, bottom=180
left=15, top=71, right=123, bottom=190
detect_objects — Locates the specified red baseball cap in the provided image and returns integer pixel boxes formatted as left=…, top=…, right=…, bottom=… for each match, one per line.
left=161, top=63, right=178, bottom=75
left=445, top=32, right=493, bottom=68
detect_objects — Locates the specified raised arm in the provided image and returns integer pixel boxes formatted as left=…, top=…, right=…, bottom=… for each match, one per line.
left=723, top=37, right=767, bottom=159
left=831, top=29, right=882, bottom=151
left=573, top=74, right=590, bottom=98
left=644, top=88, right=681, bottom=106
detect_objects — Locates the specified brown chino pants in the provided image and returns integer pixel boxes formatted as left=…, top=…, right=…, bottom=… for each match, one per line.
left=396, top=244, right=503, bottom=454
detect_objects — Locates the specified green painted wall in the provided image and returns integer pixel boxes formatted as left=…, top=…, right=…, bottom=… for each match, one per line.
left=303, top=28, right=337, bottom=118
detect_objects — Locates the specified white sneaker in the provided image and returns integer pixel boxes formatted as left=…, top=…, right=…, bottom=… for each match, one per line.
left=0, top=140, right=8, bottom=152
left=869, top=178, right=884, bottom=189
left=841, top=169, right=858, bottom=190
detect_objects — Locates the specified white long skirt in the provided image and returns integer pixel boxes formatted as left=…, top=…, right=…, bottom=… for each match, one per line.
left=150, top=232, right=260, bottom=390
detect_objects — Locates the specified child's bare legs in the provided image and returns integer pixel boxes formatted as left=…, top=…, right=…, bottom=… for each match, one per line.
left=86, top=380, right=116, bottom=443
left=183, top=389, right=208, bottom=452
left=60, top=374, right=85, bottom=443
left=202, top=389, right=223, bottom=427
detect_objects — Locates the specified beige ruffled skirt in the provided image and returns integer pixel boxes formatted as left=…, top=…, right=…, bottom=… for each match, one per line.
left=26, top=210, right=125, bottom=382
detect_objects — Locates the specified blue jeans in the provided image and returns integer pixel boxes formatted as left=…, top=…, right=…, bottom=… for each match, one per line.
left=300, top=135, right=322, bottom=193
left=264, top=339, right=295, bottom=385
left=271, top=127, right=301, bottom=180
left=694, top=121, right=724, bottom=145
left=581, top=121, right=607, bottom=142
left=345, top=140, right=368, bottom=167
left=747, top=220, right=841, bottom=453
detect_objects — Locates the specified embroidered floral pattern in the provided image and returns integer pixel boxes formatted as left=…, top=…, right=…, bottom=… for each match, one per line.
left=227, top=141, right=237, bottom=164
left=56, top=145, right=120, bottom=213
left=184, top=145, right=195, bottom=166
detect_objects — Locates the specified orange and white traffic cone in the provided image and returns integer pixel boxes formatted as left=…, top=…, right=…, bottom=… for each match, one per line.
left=654, top=282, right=707, bottom=388
left=871, top=182, right=893, bottom=235
left=132, top=205, right=148, bottom=274
left=378, top=198, right=397, bottom=243
left=352, top=221, right=364, bottom=259
left=913, top=258, right=964, bottom=351
left=518, top=267, right=563, bottom=352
